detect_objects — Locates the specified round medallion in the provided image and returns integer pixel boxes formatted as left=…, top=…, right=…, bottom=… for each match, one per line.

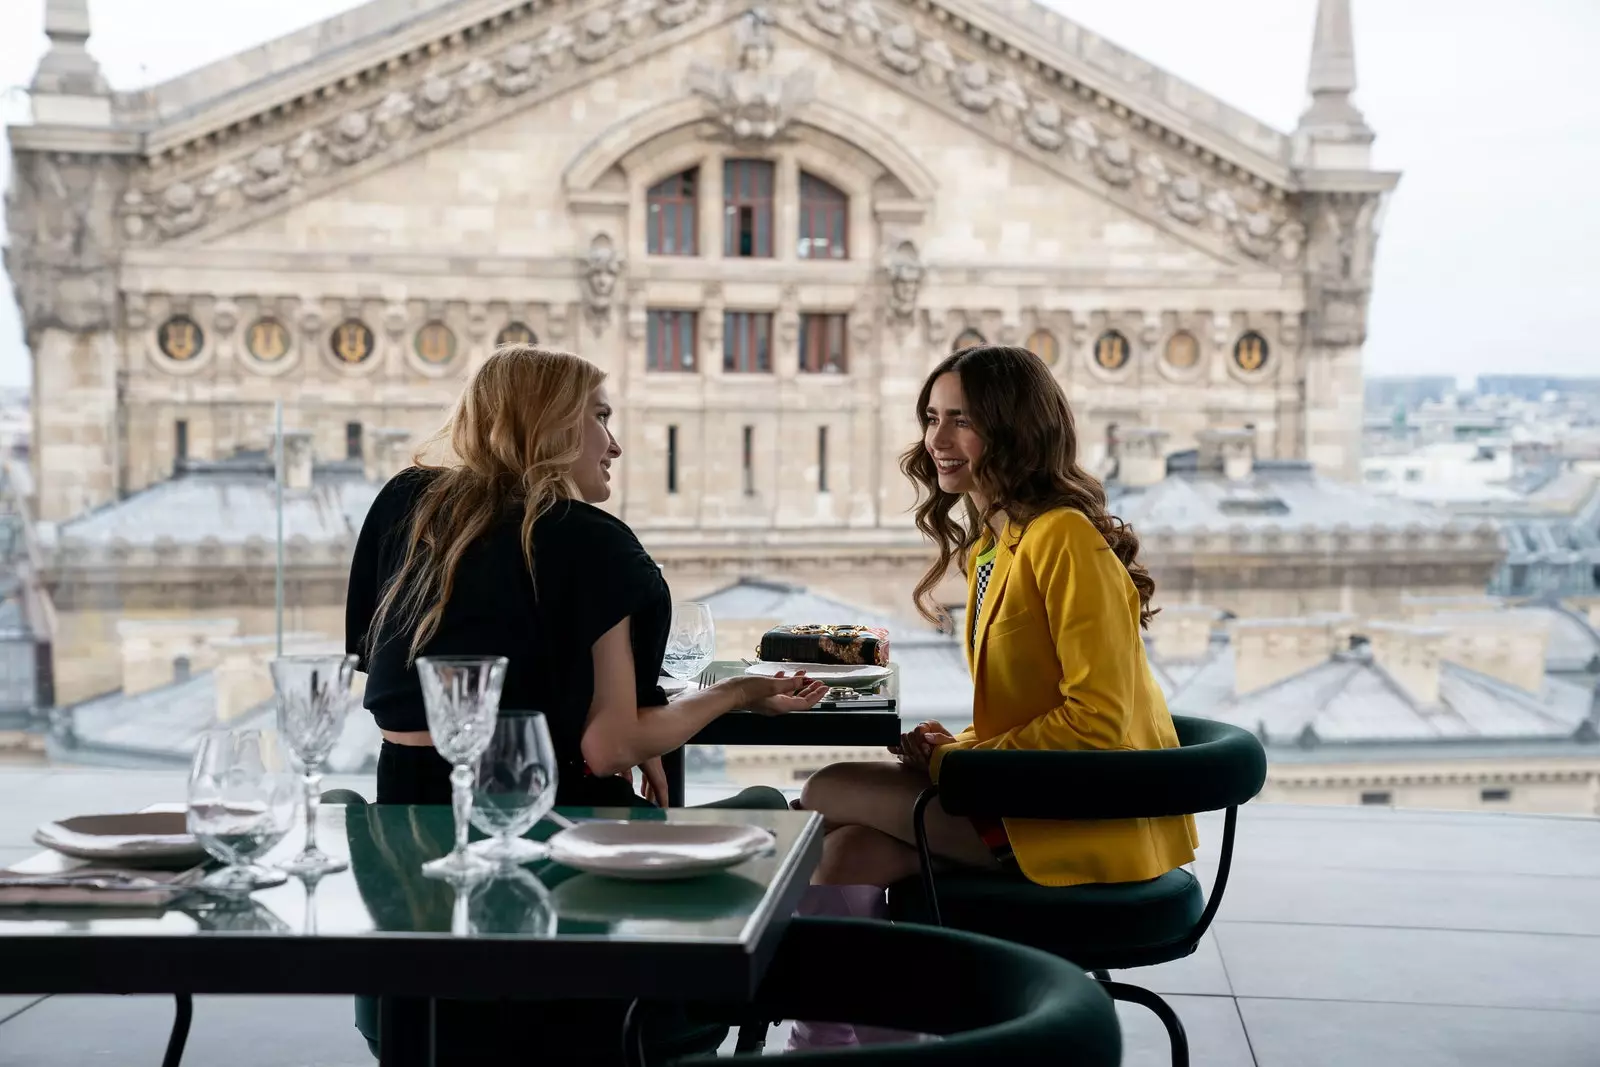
left=952, top=329, right=986, bottom=352
left=415, top=320, right=457, bottom=364
left=1026, top=329, right=1059, bottom=367
left=330, top=319, right=376, bottom=364
left=1164, top=330, right=1200, bottom=370
left=245, top=317, right=291, bottom=362
left=496, top=322, right=537, bottom=348
left=1094, top=330, right=1130, bottom=371
left=1233, top=331, right=1269, bottom=373
left=157, top=315, right=204, bottom=361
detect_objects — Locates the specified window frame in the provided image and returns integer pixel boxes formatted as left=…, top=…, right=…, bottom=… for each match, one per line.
left=799, top=312, right=848, bottom=374
left=646, top=168, right=699, bottom=257
left=723, top=159, right=775, bottom=259
left=723, top=311, right=774, bottom=374
left=647, top=310, right=699, bottom=372
left=797, top=171, right=848, bottom=260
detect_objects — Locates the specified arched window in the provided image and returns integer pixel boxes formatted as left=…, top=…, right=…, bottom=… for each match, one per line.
left=953, top=329, right=986, bottom=352
left=724, top=159, right=775, bottom=258
left=797, top=172, right=848, bottom=259
left=647, top=168, right=698, bottom=256
left=1025, top=329, right=1059, bottom=366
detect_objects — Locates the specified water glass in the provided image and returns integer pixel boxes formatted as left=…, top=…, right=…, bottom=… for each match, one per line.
left=469, top=711, right=558, bottom=868
left=187, top=727, right=298, bottom=895
left=664, top=602, right=716, bottom=683
left=270, top=654, right=357, bottom=876
left=418, top=655, right=508, bottom=882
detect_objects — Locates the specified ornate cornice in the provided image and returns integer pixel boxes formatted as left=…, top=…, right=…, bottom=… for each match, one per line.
left=108, top=0, right=1307, bottom=270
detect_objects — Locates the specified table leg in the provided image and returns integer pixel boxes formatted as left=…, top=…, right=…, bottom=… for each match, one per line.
left=663, top=747, right=686, bottom=808
left=379, top=996, right=435, bottom=1067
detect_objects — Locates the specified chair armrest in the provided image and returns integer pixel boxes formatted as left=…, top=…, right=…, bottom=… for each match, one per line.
left=936, top=717, right=1266, bottom=821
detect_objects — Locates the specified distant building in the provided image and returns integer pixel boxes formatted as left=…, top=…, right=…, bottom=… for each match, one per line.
left=1476, top=377, right=1600, bottom=401
left=1364, top=376, right=1457, bottom=415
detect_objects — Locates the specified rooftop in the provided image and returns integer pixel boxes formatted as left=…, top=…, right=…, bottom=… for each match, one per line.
left=1, top=768, right=1596, bottom=1065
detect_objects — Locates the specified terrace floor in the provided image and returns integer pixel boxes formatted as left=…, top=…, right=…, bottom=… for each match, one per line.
left=1, top=767, right=1597, bottom=1065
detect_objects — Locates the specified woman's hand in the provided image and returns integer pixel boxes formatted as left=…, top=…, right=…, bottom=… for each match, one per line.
left=723, top=673, right=829, bottom=716
left=891, top=720, right=957, bottom=770
left=638, top=755, right=669, bottom=808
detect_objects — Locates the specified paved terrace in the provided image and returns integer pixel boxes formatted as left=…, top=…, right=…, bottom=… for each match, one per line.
left=1, top=768, right=1597, bottom=1066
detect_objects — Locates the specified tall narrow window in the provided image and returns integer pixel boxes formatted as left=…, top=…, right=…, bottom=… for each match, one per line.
left=667, top=425, right=679, bottom=494
left=742, top=425, right=755, bottom=495
left=799, top=313, right=848, bottom=373
left=345, top=421, right=363, bottom=460
left=647, top=310, right=698, bottom=372
left=797, top=172, right=848, bottom=259
left=646, top=169, right=698, bottom=256
left=817, top=426, right=829, bottom=493
left=724, top=160, right=774, bottom=258
left=174, top=419, right=189, bottom=466
left=724, top=312, right=773, bottom=373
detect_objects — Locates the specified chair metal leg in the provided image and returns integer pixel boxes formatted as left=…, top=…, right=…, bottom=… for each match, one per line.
left=621, top=998, right=647, bottom=1067
left=733, top=1021, right=770, bottom=1053
left=161, top=993, right=193, bottom=1067
left=1096, top=980, right=1189, bottom=1067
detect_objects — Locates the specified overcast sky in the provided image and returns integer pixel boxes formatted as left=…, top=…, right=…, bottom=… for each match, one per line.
left=1, top=0, right=1597, bottom=390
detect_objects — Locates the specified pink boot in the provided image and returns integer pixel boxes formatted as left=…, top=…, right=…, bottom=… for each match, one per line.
left=786, top=886, right=887, bottom=1051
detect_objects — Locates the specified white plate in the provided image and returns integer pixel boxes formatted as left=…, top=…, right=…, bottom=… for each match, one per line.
left=33, top=812, right=208, bottom=869
left=659, top=676, right=689, bottom=696
left=547, top=822, right=775, bottom=881
left=744, top=661, right=892, bottom=683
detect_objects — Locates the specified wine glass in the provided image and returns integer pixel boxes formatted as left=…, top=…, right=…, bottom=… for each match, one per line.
left=664, top=602, right=716, bottom=683
left=468, top=867, right=558, bottom=937
left=270, top=654, right=357, bottom=876
left=187, top=727, right=298, bottom=895
left=469, top=711, right=559, bottom=868
left=417, top=655, right=508, bottom=882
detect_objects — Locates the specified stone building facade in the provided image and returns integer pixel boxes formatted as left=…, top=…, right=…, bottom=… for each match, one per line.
left=7, top=0, right=1407, bottom=700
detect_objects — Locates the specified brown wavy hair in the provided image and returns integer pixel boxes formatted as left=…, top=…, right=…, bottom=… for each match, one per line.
left=367, top=344, right=605, bottom=664
left=900, top=344, right=1157, bottom=629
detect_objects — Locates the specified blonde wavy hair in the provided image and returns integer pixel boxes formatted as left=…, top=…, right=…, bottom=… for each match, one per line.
left=368, top=344, right=605, bottom=664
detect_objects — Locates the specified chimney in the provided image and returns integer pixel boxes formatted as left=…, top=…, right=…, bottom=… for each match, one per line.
left=1434, top=615, right=1550, bottom=695
left=1115, top=427, right=1170, bottom=488
left=1149, top=604, right=1220, bottom=662
left=1365, top=622, right=1445, bottom=706
left=1231, top=616, right=1343, bottom=695
left=275, top=430, right=314, bottom=490
left=365, top=428, right=413, bottom=484
left=1197, top=428, right=1256, bottom=481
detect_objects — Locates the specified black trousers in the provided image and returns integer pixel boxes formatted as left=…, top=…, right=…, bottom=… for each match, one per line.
left=362, top=742, right=787, bottom=1064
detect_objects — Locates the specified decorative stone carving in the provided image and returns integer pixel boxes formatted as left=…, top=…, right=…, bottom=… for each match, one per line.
left=413, top=75, right=460, bottom=130
left=157, top=181, right=206, bottom=237
left=1023, top=99, right=1066, bottom=151
left=1092, top=137, right=1136, bottom=187
left=571, top=10, right=621, bottom=64
left=326, top=110, right=381, bottom=165
left=846, top=0, right=881, bottom=47
left=879, top=23, right=921, bottom=75
left=582, top=233, right=623, bottom=331
left=654, top=0, right=700, bottom=26
left=803, top=0, right=847, bottom=36
left=1164, top=173, right=1207, bottom=225
left=951, top=62, right=995, bottom=112
left=493, top=42, right=543, bottom=95
left=1066, top=116, right=1098, bottom=162
left=239, top=145, right=291, bottom=201
left=688, top=8, right=814, bottom=142
left=884, top=241, right=923, bottom=321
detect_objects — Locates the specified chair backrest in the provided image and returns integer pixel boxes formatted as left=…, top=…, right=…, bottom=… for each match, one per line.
left=938, top=715, right=1267, bottom=821
left=674, top=917, right=1122, bottom=1066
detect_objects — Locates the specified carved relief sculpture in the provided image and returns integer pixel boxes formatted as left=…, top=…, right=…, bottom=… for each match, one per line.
left=884, top=241, right=923, bottom=321
left=3, top=151, right=126, bottom=339
left=688, top=8, right=815, bottom=142
left=582, top=234, right=624, bottom=332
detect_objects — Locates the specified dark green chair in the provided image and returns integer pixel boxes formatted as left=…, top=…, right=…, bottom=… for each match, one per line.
left=633, top=917, right=1122, bottom=1065
left=887, top=716, right=1266, bottom=1067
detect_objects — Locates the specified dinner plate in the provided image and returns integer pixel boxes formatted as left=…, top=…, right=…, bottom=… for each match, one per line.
left=546, top=822, right=775, bottom=881
left=744, top=661, right=892, bottom=684
left=33, top=811, right=208, bottom=869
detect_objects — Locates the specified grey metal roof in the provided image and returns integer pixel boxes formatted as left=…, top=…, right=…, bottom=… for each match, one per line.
left=46, top=462, right=380, bottom=548
left=1163, top=643, right=1595, bottom=747
left=1108, top=461, right=1462, bottom=534
left=51, top=672, right=380, bottom=775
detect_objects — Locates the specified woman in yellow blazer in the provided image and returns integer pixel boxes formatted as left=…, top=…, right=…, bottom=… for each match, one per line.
left=799, top=344, right=1197, bottom=898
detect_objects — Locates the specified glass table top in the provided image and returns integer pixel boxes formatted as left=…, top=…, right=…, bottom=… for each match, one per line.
left=0, top=806, right=821, bottom=946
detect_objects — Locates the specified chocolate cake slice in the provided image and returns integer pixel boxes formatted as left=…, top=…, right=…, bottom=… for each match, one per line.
left=757, top=624, right=890, bottom=667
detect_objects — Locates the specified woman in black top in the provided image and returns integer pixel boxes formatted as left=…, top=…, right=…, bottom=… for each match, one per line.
left=346, top=344, right=824, bottom=808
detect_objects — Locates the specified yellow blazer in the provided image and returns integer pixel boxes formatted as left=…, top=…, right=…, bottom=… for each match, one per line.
left=930, top=507, right=1198, bottom=887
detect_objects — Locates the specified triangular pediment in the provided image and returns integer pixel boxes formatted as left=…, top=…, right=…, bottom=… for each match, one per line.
left=119, top=0, right=1305, bottom=270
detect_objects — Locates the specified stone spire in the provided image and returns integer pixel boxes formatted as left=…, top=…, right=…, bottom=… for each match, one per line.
left=1292, top=0, right=1373, bottom=169
left=30, top=0, right=112, bottom=125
